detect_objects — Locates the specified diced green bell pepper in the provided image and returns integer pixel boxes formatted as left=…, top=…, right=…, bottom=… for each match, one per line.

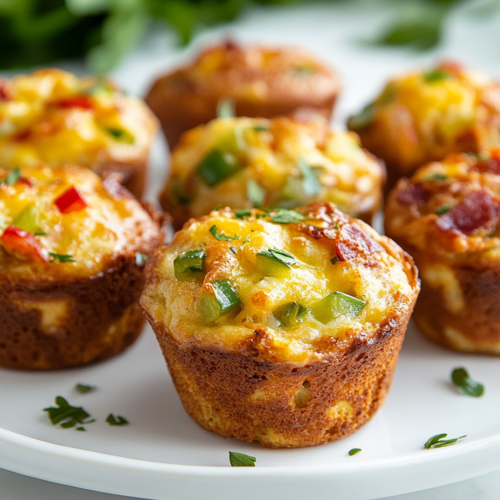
left=199, top=279, right=241, bottom=323
left=174, top=249, right=206, bottom=281
left=312, top=292, right=366, bottom=324
left=197, top=149, right=240, bottom=187
left=273, top=302, right=308, bottom=327
left=256, top=248, right=297, bottom=279
left=12, top=206, right=42, bottom=234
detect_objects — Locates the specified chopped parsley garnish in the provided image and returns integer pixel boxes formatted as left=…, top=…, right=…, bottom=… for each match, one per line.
left=271, top=209, right=305, bottom=224
left=240, top=234, right=250, bottom=249
left=247, top=179, right=265, bottom=207
left=257, top=247, right=298, bottom=267
left=293, top=65, right=315, bottom=75
left=298, top=158, right=321, bottom=197
left=135, top=252, right=148, bottom=265
left=197, top=150, right=240, bottom=187
left=229, top=246, right=238, bottom=254
left=34, top=232, right=48, bottom=236
left=49, top=252, right=75, bottom=263
left=229, top=451, right=256, bottom=467
left=76, top=427, right=86, bottom=432
left=252, top=125, right=268, bottom=132
left=106, top=414, right=129, bottom=426
left=424, top=433, right=466, bottom=449
left=426, top=173, right=448, bottom=181
left=210, top=225, right=239, bottom=241
left=44, top=396, right=95, bottom=430
left=75, top=383, right=96, bottom=394
left=451, top=367, right=484, bottom=397
left=348, top=448, right=362, bottom=456
left=234, top=209, right=253, bottom=219
left=213, top=204, right=222, bottom=211
left=1, top=167, right=21, bottom=186
left=106, top=127, right=134, bottom=144
left=217, top=98, right=235, bottom=118
left=435, top=206, right=450, bottom=216
left=423, top=69, right=449, bottom=83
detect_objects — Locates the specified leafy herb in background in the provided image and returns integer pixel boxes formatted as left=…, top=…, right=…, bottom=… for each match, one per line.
left=75, top=383, right=96, bottom=394
left=451, top=367, right=484, bottom=397
left=271, top=209, right=305, bottom=224
left=229, top=451, right=256, bottom=467
left=247, top=179, right=265, bottom=207
left=348, top=448, right=362, bottom=456
left=435, top=206, right=450, bottom=216
left=49, top=252, right=75, bottom=263
left=44, top=396, right=95, bottom=430
left=424, top=433, right=467, bottom=450
left=0, top=0, right=479, bottom=74
left=106, top=414, right=129, bottom=426
left=298, top=158, right=321, bottom=197
left=210, top=224, right=239, bottom=241
left=0, top=167, right=21, bottom=186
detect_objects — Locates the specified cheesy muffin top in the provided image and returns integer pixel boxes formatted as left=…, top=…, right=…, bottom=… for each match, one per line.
left=141, top=203, right=418, bottom=364
left=385, top=150, right=500, bottom=266
left=348, top=62, right=500, bottom=175
left=0, top=69, right=157, bottom=173
left=0, top=164, right=162, bottom=284
left=161, top=116, right=384, bottom=227
left=155, top=41, right=338, bottom=105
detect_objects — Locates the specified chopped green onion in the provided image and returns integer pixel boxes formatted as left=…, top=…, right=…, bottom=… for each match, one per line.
left=0, top=167, right=21, bottom=186
left=49, top=253, right=75, bottom=263
left=435, top=205, right=450, bottom=215
left=426, top=173, right=448, bottom=181
left=423, top=69, right=449, bottom=83
left=234, top=209, right=253, bottom=220
left=451, top=367, right=484, bottom=397
left=273, top=302, right=308, bottom=327
left=252, top=125, right=268, bottom=132
left=199, top=280, right=241, bottom=323
left=348, top=448, right=362, bottom=456
left=247, top=179, right=265, bottom=207
left=106, top=414, right=129, bottom=426
left=12, top=206, right=42, bottom=234
left=298, top=158, right=321, bottom=197
left=174, top=249, right=206, bottom=281
left=197, top=150, right=240, bottom=187
left=75, top=383, right=95, bottom=394
left=229, top=451, right=256, bottom=467
left=256, top=248, right=297, bottom=278
left=209, top=225, right=239, bottom=241
left=348, top=103, right=376, bottom=131
left=312, top=292, right=366, bottom=324
left=271, top=209, right=305, bottom=224
left=106, top=127, right=134, bottom=144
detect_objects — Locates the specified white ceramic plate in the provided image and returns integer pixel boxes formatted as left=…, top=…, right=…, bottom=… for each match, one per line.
left=1, top=320, right=500, bottom=500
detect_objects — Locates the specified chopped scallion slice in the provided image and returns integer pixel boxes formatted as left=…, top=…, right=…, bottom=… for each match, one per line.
left=247, top=179, right=265, bottom=207
left=256, top=248, right=297, bottom=278
left=312, top=292, right=366, bottom=324
left=199, top=280, right=240, bottom=323
left=197, top=150, right=240, bottom=187
left=451, top=367, right=484, bottom=397
left=174, top=249, right=206, bottom=281
left=209, top=225, right=239, bottom=241
left=273, top=302, right=307, bottom=327
left=298, top=158, right=321, bottom=197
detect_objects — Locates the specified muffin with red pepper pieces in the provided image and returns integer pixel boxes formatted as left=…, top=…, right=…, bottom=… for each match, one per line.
left=160, top=116, right=384, bottom=229
left=348, top=62, right=500, bottom=191
left=140, top=203, right=419, bottom=448
left=0, top=68, right=158, bottom=198
left=385, top=149, right=500, bottom=354
left=146, top=41, right=340, bottom=148
left=0, top=164, right=164, bottom=370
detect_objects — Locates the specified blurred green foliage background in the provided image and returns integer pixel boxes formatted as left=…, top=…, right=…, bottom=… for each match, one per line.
left=0, top=0, right=480, bottom=73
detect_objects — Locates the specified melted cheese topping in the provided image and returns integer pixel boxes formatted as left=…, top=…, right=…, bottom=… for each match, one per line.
left=142, top=204, right=417, bottom=364
left=0, top=69, right=156, bottom=171
left=163, top=117, right=384, bottom=223
left=0, top=164, right=160, bottom=280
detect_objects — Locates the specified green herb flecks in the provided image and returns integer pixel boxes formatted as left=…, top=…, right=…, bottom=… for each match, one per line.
left=247, top=179, right=265, bottom=207
left=298, top=158, right=321, bottom=197
left=348, top=103, right=376, bottom=131
left=240, top=234, right=251, bottom=249
left=451, top=367, right=484, bottom=398
left=257, top=248, right=297, bottom=267
left=210, top=225, right=239, bottom=241
left=0, top=167, right=21, bottom=186
left=229, top=451, right=256, bottom=467
left=44, top=397, right=95, bottom=430
left=135, top=252, right=147, bottom=265
left=229, top=246, right=238, bottom=254
left=217, top=99, right=235, bottom=119
left=234, top=209, right=253, bottom=220
left=252, top=125, right=268, bottom=132
left=273, top=302, right=308, bottom=328
left=293, top=66, right=315, bottom=76
left=197, top=150, right=240, bottom=187
left=49, top=253, right=75, bottom=263
left=271, top=209, right=306, bottom=224
left=348, top=448, right=362, bottom=456
left=75, top=383, right=96, bottom=394
left=435, top=205, right=450, bottom=216
left=330, top=256, right=340, bottom=265
left=424, top=433, right=467, bottom=450
left=106, top=414, right=129, bottom=426
left=424, top=69, right=449, bottom=83
left=106, top=127, right=134, bottom=144
left=426, top=173, right=448, bottom=181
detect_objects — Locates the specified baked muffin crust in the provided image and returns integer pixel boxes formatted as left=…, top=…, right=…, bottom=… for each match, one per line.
left=161, top=116, right=384, bottom=229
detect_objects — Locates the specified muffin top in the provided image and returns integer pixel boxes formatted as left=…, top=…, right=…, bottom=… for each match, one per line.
left=155, top=41, right=338, bottom=104
left=348, top=62, right=500, bottom=173
left=0, top=164, right=162, bottom=284
left=0, top=69, right=157, bottom=172
left=162, top=116, right=384, bottom=225
left=141, top=203, right=418, bottom=364
left=385, top=150, right=500, bottom=265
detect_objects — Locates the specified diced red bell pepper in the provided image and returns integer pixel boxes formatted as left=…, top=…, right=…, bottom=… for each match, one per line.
left=54, top=186, right=88, bottom=214
left=0, top=79, right=10, bottom=101
left=18, top=177, right=33, bottom=187
left=0, top=226, right=46, bottom=262
left=58, top=96, right=93, bottom=110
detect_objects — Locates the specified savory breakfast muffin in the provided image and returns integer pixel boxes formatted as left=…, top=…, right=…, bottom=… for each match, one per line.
left=141, top=203, right=419, bottom=448
left=0, top=164, right=164, bottom=370
left=145, top=41, right=340, bottom=148
left=0, top=68, right=158, bottom=197
left=160, top=116, right=384, bottom=229
left=385, top=149, right=500, bottom=354
left=348, top=61, right=500, bottom=190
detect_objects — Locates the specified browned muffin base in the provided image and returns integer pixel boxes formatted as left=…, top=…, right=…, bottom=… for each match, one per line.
left=146, top=312, right=412, bottom=448
left=412, top=258, right=500, bottom=354
left=94, top=157, right=148, bottom=199
left=0, top=259, right=147, bottom=370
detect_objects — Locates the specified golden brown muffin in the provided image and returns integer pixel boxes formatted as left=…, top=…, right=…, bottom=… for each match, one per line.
left=0, top=69, right=158, bottom=198
left=141, top=203, right=419, bottom=448
left=348, top=62, right=500, bottom=191
left=161, top=116, right=384, bottom=229
left=0, top=164, right=164, bottom=370
left=385, top=149, right=500, bottom=354
left=146, top=41, right=340, bottom=148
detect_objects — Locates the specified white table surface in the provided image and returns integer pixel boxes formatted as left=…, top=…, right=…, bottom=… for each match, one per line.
left=2, top=1, right=500, bottom=498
